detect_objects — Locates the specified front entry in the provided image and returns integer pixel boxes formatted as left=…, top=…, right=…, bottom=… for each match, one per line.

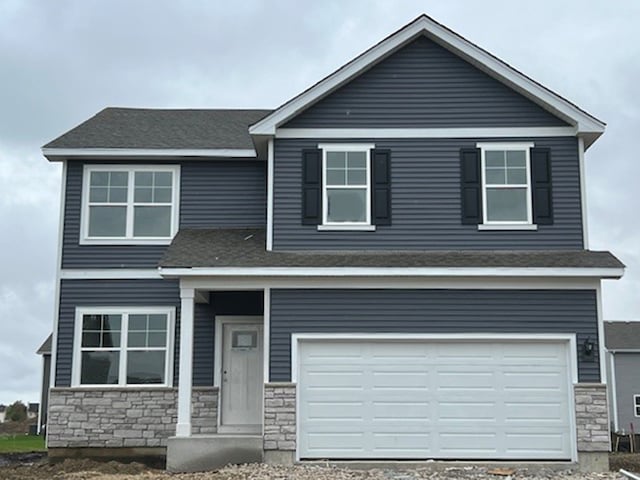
left=218, top=317, right=263, bottom=433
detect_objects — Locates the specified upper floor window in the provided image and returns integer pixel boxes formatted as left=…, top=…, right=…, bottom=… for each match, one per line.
left=73, top=307, right=174, bottom=387
left=462, top=142, right=552, bottom=230
left=321, top=144, right=372, bottom=226
left=479, top=143, right=533, bottom=225
left=81, top=165, right=180, bottom=244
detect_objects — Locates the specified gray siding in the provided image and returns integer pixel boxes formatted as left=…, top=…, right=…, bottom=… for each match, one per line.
left=56, top=279, right=262, bottom=387
left=62, top=160, right=266, bottom=269
left=284, top=36, right=567, bottom=128
left=273, top=137, right=583, bottom=250
left=613, top=353, right=640, bottom=430
left=269, top=289, right=599, bottom=383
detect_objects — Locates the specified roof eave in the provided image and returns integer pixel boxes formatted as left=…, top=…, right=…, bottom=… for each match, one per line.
left=158, top=266, right=625, bottom=279
left=41, top=147, right=258, bottom=162
left=249, top=15, right=606, bottom=144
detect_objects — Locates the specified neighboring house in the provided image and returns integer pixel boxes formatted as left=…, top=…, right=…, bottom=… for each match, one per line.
left=36, top=334, right=52, bottom=434
left=27, top=403, right=39, bottom=420
left=605, top=321, right=640, bottom=433
left=41, top=14, right=624, bottom=473
left=0, top=405, right=5, bottom=423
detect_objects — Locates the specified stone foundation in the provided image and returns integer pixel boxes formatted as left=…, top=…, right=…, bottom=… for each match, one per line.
left=263, top=382, right=296, bottom=462
left=48, top=386, right=218, bottom=448
left=575, top=384, right=610, bottom=452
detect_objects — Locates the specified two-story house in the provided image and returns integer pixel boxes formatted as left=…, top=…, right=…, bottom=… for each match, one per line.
left=43, top=14, right=623, bottom=473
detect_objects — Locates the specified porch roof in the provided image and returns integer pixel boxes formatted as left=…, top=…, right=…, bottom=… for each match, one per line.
left=159, top=228, right=624, bottom=272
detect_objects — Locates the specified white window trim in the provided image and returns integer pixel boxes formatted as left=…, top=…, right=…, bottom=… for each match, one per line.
left=72, top=306, right=175, bottom=388
left=477, top=142, right=535, bottom=228
left=634, top=394, right=640, bottom=418
left=318, top=143, right=375, bottom=229
left=80, top=164, right=180, bottom=245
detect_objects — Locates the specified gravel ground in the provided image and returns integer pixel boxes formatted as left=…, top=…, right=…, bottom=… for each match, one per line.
left=0, top=460, right=633, bottom=480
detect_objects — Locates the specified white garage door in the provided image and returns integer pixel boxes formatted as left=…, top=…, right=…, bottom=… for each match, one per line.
left=298, top=339, right=573, bottom=460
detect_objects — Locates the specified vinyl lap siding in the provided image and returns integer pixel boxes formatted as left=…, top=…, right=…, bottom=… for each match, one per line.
left=284, top=36, right=568, bottom=128
left=269, top=289, right=599, bottom=383
left=273, top=137, right=583, bottom=250
left=613, top=353, right=640, bottom=430
left=62, top=160, right=266, bottom=268
left=55, top=279, right=263, bottom=387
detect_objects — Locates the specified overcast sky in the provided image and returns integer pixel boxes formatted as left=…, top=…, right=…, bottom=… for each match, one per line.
left=0, top=0, right=638, bottom=406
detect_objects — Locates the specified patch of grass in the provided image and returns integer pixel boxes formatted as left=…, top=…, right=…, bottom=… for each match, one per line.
left=0, top=434, right=46, bottom=453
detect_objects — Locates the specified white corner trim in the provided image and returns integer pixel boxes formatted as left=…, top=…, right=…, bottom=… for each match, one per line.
left=609, top=352, right=619, bottom=431
left=48, top=159, right=67, bottom=444
left=42, top=147, right=257, bottom=160
left=60, top=269, right=163, bottom=280
left=277, top=127, right=577, bottom=139
left=159, top=266, right=625, bottom=279
left=477, top=224, right=538, bottom=231
left=266, top=138, right=274, bottom=251
left=578, top=137, right=590, bottom=249
left=250, top=15, right=604, bottom=136
left=290, top=332, right=578, bottom=383
left=263, top=289, right=271, bottom=383
left=596, top=282, right=607, bottom=384
left=317, top=225, right=376, bottom=232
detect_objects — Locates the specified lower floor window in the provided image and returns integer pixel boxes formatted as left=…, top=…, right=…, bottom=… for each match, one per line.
left=635, top=395, right=640, bottom=417
left=74, top=307, right=174, bottom=386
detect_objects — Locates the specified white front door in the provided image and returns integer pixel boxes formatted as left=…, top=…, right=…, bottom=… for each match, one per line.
left=219, top=320, right=263, bottom=432
left=298, top=339, right=573, bottom=460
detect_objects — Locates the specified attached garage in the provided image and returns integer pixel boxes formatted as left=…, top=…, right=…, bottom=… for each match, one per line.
left=295, top=335, right=576, bottom=461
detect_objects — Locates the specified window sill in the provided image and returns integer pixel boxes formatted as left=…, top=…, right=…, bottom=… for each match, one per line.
left=68, top=384, right=173, bottom=389
left=79, top=237, right=174, bottom=246
left=478, top=224, right=538, bottom=231
left=317, top=224, right=376, bottom=232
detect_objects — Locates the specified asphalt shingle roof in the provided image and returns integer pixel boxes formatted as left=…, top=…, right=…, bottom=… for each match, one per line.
left=44, top=108, right=273, bottom=150
left=604, top=322, right=640, bottom=350
left=159, top=228, right=625, bottom=271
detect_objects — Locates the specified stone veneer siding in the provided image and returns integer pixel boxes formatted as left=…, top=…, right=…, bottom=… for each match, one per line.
left=263, top=383, right=296, bottom=451
left=47, top=387, right=218, bottom=448
left=575, top=383, right=610, bottom=452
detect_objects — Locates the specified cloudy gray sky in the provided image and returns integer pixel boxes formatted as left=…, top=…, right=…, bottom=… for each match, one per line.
left=0, top=0, right=638, bottom=405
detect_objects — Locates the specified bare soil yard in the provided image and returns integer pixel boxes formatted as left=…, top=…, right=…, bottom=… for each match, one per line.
left=0, top=457, right=637, bottom=480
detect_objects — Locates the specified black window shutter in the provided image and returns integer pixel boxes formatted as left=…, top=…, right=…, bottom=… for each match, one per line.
left=301, top=149, right=322, bottom=225
left=371, top=149, right=391, bottom=226
left=460, top=148, right=482, bottom=224
left=531, top=147, right=553, bottom=225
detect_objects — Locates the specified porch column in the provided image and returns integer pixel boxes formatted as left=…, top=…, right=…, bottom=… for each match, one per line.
left=176, top=287, right=195, bottom=437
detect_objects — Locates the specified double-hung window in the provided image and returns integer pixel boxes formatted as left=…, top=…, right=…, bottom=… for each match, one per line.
left=479, top=143, right=533, bottom=226
left=82, top=165, right=180, bottom=244
left=635, top=395, right=640, bottom=417
left=74, top=307, right=174, bottom=387
left=320, top=144, right=373, bottom=227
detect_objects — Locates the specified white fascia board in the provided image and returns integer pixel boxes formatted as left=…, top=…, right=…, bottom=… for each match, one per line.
left=61, top=269, right=162, bottom=280
left=276, top=127, right=577, bottom=139
left=42, top=147, right=257, bottom=160
left=250, top=15, right=605, bottom=138
left=159, top=266, right=624, bottom=279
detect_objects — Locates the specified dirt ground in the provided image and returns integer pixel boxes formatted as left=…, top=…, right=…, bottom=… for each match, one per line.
left=0, top=455, right=637, bottom=480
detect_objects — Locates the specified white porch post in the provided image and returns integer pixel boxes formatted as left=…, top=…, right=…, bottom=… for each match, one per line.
left=176, top=287, right=195, bottom=437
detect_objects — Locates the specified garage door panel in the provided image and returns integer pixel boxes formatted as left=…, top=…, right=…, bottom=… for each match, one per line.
left=372, top=401, right=431, bottom=420
left=299, top=339, right=573, bottom=460
left=504, top=401, right=567, bottom=423
left=504, top=432, right=570, bottom=456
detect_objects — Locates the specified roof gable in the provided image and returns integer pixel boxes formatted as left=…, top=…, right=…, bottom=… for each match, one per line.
left=284, top=35, right=569, bottom=129
left=251, top=15, right=605, bottom=145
